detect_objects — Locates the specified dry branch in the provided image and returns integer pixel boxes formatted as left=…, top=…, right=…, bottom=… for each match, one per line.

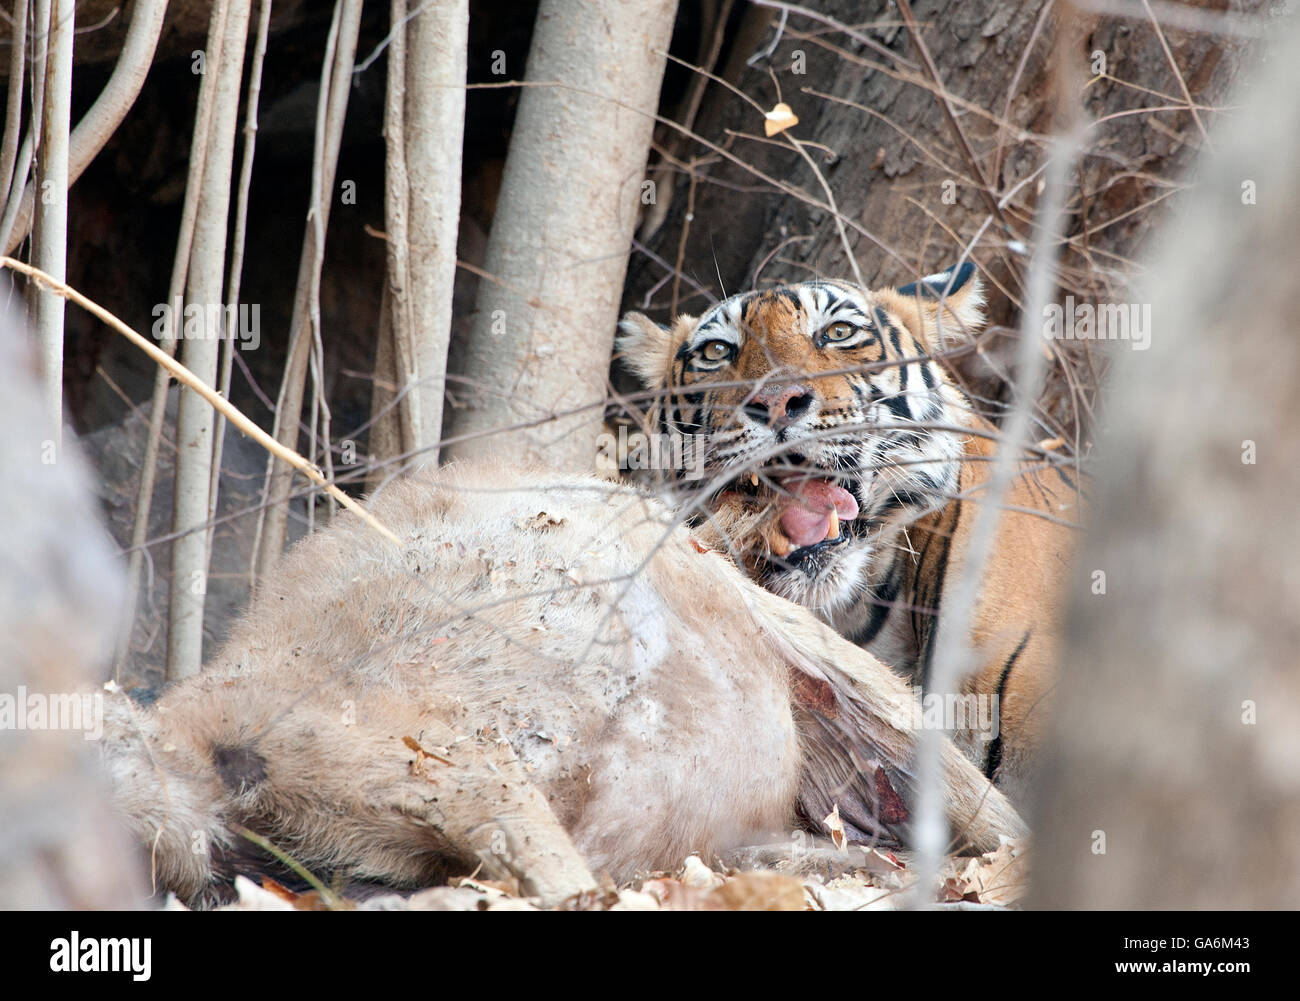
left=253, top=0, right=363, bottom=580
left=208, top=0, right=273, bottom=560
left=0, top=256, right=401, bottom=548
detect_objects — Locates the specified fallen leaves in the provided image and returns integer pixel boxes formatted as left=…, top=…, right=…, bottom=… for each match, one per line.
left=211, top=842, right=1029, bottom=912
left=940, top=838, right=1028, bottom=907
left=713, top=872, right=808, bottom=911
left=209, top=876, right=342, bottom=911
left=642, top=856, right=806, bottom=911
left=764, top=101, right=799, bottom=137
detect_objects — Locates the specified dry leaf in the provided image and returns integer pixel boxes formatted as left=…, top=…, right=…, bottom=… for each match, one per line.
left=711, top=871, right=806, bottom=911
left=956, top=838, right=1029, bottom=907
left=402, top=735, right=456, bottom=776
left=223, top=875, right=295, bottom=911
left=248, top=876, right=337, bottom=913
left=680, top=854, right=725, bottom=890
left=555, top=887, right=621, bottom=911
left=407, top=886, right=500, bottom=911
left=823, top=803, right=847, bottom=851
left=642, top=869, right=805, bottom=911
left=640, top=877, right=714, bottom=910
left=516, top=511, right=566, bottom=531
left=864, top=847, right=906, bottom=872
left=610, top=889, right=660, bottom=911
left=457, top=875, right=520, bottom=897
left=805, top=878, right=901, bottom=911
left=764, top=101, right=799, bottom=137
left=259, top=876, right=298, bottom=904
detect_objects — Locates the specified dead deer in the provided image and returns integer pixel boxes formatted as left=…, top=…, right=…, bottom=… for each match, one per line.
left=103, top=461, right=1025, bottom=906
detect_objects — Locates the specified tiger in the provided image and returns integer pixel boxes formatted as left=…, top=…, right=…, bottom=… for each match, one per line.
left=617, top=263, right=1083, bottom=803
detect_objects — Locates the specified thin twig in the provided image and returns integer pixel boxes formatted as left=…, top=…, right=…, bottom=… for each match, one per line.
left=253, top=0, right=363, bottom=581
left=230, top=825, right=345, bottom=909
left=168, top=0, right=253, bottom=680
left=749, top=0, right=919, bottom=70
left=895, top=0, right=1015, bottom=242
left=907, top=128, right=1083, bottom=911
left=1140, top=0, right=1212, bottom=150
left=1, top=256, right=402, bottom=546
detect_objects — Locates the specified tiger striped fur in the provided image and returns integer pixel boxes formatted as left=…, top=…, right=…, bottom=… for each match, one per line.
left=618, top=264, right=1083, bottom=801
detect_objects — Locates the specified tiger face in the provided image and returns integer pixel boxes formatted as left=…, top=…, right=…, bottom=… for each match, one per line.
left=618, top=264, right=985, bottom=613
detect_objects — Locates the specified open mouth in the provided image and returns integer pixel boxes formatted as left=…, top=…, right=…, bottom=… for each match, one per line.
left=730, top=456, right=860, bottom=565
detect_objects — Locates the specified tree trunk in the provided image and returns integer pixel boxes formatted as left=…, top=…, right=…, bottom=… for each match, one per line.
left=445, top=0, right=679, bottom=472
left=370, top=0, right=468, bottom=478
left=3, top=0, right=168, bottom=256
left=168, top=0, right=252, bottom=679
left=623, top=0, right=1264, bottom=434
left=116, top=0, right=243, bottom=678
left=28, top=0, right=74, bottom=454
left=1030, top=12, right=1300, bottom=908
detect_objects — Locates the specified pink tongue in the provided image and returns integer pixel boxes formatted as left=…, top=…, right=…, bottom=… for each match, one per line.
left=778, top=478, right=859, bottom=548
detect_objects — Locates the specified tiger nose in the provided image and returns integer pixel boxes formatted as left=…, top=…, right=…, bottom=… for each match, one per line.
left=743, top=384, right=815, bottom=429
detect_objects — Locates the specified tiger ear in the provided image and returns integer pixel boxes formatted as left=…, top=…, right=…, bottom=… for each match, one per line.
left=616, top=311, right=696, bottom=386
left=885, top=262, right=986, bottom=354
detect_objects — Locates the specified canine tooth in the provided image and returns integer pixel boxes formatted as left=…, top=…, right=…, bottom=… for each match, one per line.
left=750, top=473, right=759, bottom=487
left=826, top=509, right=840, bottom=541
left=770, top=531, right=792, bottom=557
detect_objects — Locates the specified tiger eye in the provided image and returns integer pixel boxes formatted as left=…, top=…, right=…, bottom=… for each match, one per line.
left=701, top=340, right=731, bottom=361
left=824, top=323, right=857, bottom=342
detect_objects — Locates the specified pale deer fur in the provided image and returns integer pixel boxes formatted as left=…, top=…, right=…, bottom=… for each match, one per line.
left=104, top=461, right=1024, bottom=906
